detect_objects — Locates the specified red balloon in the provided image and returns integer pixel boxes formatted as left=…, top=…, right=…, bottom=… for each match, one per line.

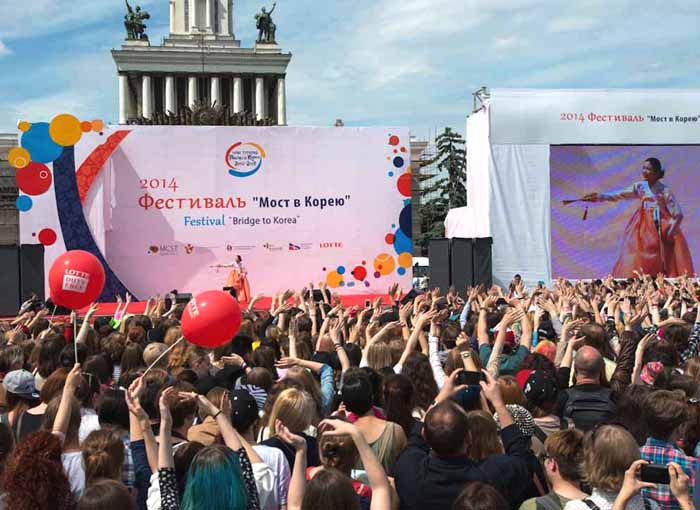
left=181, top=290, right=242, bottom=348
left=48, top=250, right=105, bottom=310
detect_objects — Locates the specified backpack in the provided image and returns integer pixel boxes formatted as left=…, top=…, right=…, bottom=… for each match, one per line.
left=535, top=493, right=565, bottom=510
left=562, top=387, right=616, bottom=431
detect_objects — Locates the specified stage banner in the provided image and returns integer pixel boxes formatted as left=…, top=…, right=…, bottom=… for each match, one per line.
left=17, top=124, right=413, bottom=301
left=490, top=89, right=700, bottom=145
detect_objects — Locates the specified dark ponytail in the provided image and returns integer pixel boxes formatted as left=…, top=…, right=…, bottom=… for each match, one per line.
left=646, top=157, right=665, bottom=179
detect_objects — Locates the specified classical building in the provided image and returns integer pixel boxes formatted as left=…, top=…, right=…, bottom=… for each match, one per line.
left=112, top=0, right=292, bottom=125
left=0, top=134, right=19, bottom=245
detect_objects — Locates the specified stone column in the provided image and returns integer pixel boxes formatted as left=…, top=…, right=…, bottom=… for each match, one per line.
left=228, top=0, right=234, bottom=35
left=188, top=76, right=198, bottom=107
left=277, top=77, right=286, bottom=125
left=169, top=0, right=176, bottom=33
left=165, top=76, right=176, bottom=113
left=205, top=0, right=213, bottom=31
left=210, top=76, right=221, bottom=106
left=233, top=77, right=243, bottom=113
left=142, top=75, right=153, bottom=119
left=220, top=0, right=231, bottom=36
left=118, top=74, right=131, bottom=124
left=190, top=0, right=197, bottom=31
left=255, top=77, right=264, bottom=120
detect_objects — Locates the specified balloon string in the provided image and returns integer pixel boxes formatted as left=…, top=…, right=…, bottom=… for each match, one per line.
left=142, top=336, right=184, bottom=377
left=50, top=305, right=57, bottom=323
left=73, top=313, right=78, bottom=364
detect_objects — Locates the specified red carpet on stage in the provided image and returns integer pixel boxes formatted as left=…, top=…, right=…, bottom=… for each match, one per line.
left=69, top=294, right=387, bottom=317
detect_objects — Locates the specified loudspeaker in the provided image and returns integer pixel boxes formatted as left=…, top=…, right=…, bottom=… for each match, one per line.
left=303, top=289, right=331, bottom=303
left=428, top=238, right=451, bottom=293
left=19, top=244, right=45, bottom=303
left=473, top=238, right=493, bottom=288
left=0, top=245, right=20, bottom=316
left=43, top=298, right=72, bottom=317
left=165, top=292, right=193, bottom=308
left=451, top=238, right=474, bottom=291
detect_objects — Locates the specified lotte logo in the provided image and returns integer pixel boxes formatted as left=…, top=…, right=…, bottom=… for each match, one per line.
left=320, top=242, right=343, bottom=249
left=225, top=142, right=266, bottom=178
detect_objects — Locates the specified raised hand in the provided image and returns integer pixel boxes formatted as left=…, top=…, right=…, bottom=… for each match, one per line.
left=275, top=357, right=300, bottom=369
left=221, top=354, right=246, bottom=368
left=319, top=418, right=361, bottom=439
left=126, top=376, right=148, bottom=420
left=179, top=391, right=219, bottom=417
left=479, top=369, right=504, bottom=406
left=435, top=369, right=469, bottom=404
left=159, top=386, right=176, bottom=426
left=276, top=419, right=307, bottom=451
left=65, top=363, right=82, bottom=392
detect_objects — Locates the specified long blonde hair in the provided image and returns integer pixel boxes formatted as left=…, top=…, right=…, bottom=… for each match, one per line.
left=367, top=342, right=393, bottom=371
left=267, top=388, right=316, bottom=435
left=584, top=424, right=640, bottom=491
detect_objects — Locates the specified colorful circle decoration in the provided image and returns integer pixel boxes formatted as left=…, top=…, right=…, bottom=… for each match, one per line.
left=92, top=120, right=104, bottom=132
left=374, top=253, right=395, bottom=276
left=351, top=266, right=367, bottom=281
left=398, top=252, right=413, bottom=268
left=38, top=228, right=57, bottom=246
left=8, top=147, right=31, bottom=169
left=392, top=228, right=412, bottom=255
left=399, top=204, right=411, bottom=235
left=397, top=173, right=411, bottom=197
left=15, top=195, right=32, bottom=212
left=318, top=132, right=414, bottom=291
left=17, top=121, right=31, bottom=132
left=20, top=122, right=63, bottom=163
left=326, top=270, right=343, bottom=288
left=16, top=162, right=52, bottom=195
left=49, top=114, right=83, bottom=147
left=81, top=121, right=93, bottom=133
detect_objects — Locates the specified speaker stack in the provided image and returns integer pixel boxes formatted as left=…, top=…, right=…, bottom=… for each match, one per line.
left=427, top=237, right=493, bottom=293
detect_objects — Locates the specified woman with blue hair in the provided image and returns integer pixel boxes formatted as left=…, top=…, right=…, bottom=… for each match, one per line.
left=157, top=387, right=261, bottom=510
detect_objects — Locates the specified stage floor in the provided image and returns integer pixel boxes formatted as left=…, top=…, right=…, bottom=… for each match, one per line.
left=32, top=294, right=389, bottom=319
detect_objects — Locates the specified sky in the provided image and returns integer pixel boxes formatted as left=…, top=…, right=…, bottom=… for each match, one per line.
left=0, top=0, right=699, bottom=140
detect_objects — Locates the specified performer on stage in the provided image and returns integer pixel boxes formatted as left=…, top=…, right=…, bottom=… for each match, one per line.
left=211, top=255, right=251, bottom=302
left=575, top=157, right=694, bottom=277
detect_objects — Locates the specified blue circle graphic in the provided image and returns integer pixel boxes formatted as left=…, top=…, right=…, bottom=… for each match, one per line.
left=20, top=122, right=63, bottom=163
left=16, top=195, right=33, bottom=211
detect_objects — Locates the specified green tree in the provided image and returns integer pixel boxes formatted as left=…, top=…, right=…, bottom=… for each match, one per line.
left=417, top=127, right=466, bottom=252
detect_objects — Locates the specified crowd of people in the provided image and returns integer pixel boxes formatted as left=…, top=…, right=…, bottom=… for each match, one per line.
left=0, top=272, right=699, bottom=510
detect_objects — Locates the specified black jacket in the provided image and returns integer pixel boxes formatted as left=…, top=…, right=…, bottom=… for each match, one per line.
left=392, top=421, right=533, bottom=510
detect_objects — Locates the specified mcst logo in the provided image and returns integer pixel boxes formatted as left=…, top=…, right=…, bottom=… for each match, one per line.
left=225, top=142, right=266, bottom=178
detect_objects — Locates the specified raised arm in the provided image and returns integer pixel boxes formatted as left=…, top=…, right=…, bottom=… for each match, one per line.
left=76, top=303, right=99, bottom=344
left=486, top=308, right=523, bottom=377
left=52, top=363, right=81, bottom=440
left=398, top=311, right=435, bottom=368
left=320, top=419, right=392, bottom=510
left=126, top=376, right=158, bottom=473
left=158, top=387, right=176, bottom=470
left=330, top=320, right=351, bottom=373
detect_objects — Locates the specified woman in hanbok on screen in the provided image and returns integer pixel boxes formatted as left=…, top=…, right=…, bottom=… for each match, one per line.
left=578, top=157, right=694, bottom=278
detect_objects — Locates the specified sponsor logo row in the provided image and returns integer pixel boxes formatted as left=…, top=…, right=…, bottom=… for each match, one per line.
left=147, top=242, right=344, bottom=256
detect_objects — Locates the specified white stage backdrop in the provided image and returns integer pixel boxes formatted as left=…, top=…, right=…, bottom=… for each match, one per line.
left=20, top=126, right=413, bottom=300
left=447, top=89, right=700, bottom=287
